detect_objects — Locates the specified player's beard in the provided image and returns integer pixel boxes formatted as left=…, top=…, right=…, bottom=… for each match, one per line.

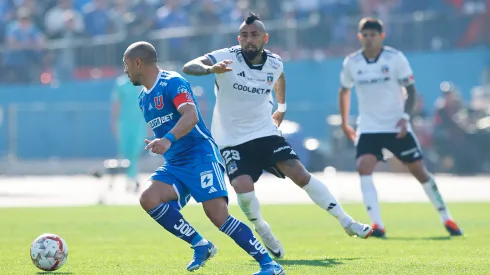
left=243, top=45, right=262, bottom=61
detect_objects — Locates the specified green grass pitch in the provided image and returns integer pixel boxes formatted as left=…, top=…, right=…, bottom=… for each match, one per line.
left=1, top=203, right=490, bottom=275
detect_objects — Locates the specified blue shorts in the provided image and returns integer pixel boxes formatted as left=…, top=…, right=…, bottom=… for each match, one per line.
left=150, top=161, right=228, bottom=210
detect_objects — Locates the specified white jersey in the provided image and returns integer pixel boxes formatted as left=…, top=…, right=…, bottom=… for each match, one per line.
left=340, top=46, right=415, bottom=134
left=205, top=46, right=283, bottom=148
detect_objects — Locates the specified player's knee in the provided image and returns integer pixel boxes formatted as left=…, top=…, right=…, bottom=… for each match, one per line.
left=231, top=175, right=255, bottom=193
left=203, top=197, right=229, bottom=228
left=406, top=160, right=430, bottom=183
left=356, top=155, right=377, bottom=175
left=139, top=188, right=161, bottom=211
left=277, top=159, right=310, bottom=187
left=290, top=168, right=310, bottom=187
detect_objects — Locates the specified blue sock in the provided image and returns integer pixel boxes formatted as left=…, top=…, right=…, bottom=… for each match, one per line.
left=147, top=203, right=204, bottom=246
left=219, top=215, right=273, bottom=266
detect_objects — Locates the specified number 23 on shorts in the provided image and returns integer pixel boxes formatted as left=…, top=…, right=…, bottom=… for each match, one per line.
left=222, top=149, right=240, bottom=164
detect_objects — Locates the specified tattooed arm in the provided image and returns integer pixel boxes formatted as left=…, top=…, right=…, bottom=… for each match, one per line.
left=182, top=56, right=214, bottom=76
left=182, top=56, right=232, bottom=76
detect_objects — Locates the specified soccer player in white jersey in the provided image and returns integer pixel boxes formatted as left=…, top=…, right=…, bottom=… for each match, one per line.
left=182, top=13, right=372, bottom=258
left=339, top=17, right=463, bottom=238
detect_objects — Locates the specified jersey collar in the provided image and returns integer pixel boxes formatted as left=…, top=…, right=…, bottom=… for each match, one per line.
left=143, top=71, right=163, bottom=94
left=242, top=50, right=268, bottom=70
left=362, top=48, right=384, bottom=64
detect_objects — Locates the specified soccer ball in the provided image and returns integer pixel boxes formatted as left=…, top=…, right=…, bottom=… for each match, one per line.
left=30, top=233, right=69, bottom=271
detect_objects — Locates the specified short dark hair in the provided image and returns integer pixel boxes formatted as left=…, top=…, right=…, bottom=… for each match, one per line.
left=245, top=12, right=261, bottom=25
left=358, top=17, right=384, bottom=33
left=125, top=41, right=158, bottom=64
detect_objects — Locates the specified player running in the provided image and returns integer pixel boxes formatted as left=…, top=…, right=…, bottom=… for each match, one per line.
left=123, top=41, right=285, bottom=275
left=111, top=74, right=147, bottom=192
left=182, top=13, right=372, bottom=259
left=338, top=17, right=463, bottom=238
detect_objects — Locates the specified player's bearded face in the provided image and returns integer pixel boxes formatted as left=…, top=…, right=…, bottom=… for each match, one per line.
left=239, top=27, right=266, bottom=60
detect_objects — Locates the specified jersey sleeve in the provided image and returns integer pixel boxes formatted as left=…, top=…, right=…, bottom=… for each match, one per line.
left=167, top=77, right=196, bottom=110
left=340, top=57, right=354, bottom=89
left=396, top=52, right=415, bottom=86
left=204, top=48, right=231, bottom=65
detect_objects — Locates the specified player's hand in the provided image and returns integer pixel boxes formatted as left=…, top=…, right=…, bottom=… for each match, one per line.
left=341, top=124, right=356, bottom=142
left=210, top=60, right=233, bottom=74
left=272, top=110, right=285, bottom=126
left=144, top=138, right=171, bottom=155
left=396, top=118, right=408, bottom=139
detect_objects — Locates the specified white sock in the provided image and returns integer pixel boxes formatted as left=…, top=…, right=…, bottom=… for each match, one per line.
left=237, top=191, right=267, bottom=230
left=422, top=176, right=452, bottom=222
left=360, top=175, right=384, bottom=228
left=302, top=175, right=353, bottom=228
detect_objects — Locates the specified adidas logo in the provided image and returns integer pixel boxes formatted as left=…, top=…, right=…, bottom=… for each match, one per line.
left=237, top=71, right=246, bottom=77
left=148, top=103, right=153, bottom=110
left=208, top=186, right=217, bottom=193
left=327, top=203, right=337, bottom=210
left=290, top=150, right=297, bottom=155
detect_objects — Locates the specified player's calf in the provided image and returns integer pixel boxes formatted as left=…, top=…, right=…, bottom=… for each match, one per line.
left=203, top=198, right=282, bottom=270
left=202, top=197, right=232, bottom=227
left=236, top=191, right=285, bottom=258
left=407, top=160, right=463, bottom=235
left=277, top=160, right=356, bottom=229
left=141, top=180, right=214, bottom=271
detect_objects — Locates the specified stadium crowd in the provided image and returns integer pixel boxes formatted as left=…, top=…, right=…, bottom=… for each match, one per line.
left=0, top=0, right=489, bottom=83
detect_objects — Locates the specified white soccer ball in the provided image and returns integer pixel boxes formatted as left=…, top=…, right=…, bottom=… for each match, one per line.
left=30, top=233, right=69, bottom=271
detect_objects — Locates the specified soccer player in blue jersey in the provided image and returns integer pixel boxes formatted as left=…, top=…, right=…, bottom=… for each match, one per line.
left=123, top=41, right=285, bottom=275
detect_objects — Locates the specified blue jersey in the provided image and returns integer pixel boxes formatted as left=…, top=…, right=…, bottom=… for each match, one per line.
left=139, top=70, right=222, bottom=166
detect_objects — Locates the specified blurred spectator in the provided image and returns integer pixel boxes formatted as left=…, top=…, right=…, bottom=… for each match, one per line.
left=156, top=0, right=189, bottom=29
left=155, top=0, right=190, bottom=62
left=45, top=0, right=84, bottom=40
left=82, top=0, right=112, bottom=36
left=20, top=0, right=46, bottom=34
left=3, top=7, right=44, bottom=83
left=190, top=0, right=223, bottom=54
left=433, top=82, right=478, bottom=174
left=51, top=9, right=85, bottom=80
left=0, top=0, right=14, bottom=42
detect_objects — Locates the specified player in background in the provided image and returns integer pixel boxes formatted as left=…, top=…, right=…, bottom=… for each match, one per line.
left=123, top=41, right=285, bottom=275
left=182, top=13, right=372, bottom=259
left=111, top=74, right=148, bottom=192
left=339, top=17, right=463, bottom=238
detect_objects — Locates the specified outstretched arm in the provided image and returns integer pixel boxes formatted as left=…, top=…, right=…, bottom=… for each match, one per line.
left=182, top=56, right=214, bottom=76
left=183, top=56, right=233, bottom=76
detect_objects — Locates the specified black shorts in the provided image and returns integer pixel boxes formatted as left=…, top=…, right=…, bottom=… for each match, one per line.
left=220, top=135, right=300, bottom=183
left=356, top=132, right=423, bottom=163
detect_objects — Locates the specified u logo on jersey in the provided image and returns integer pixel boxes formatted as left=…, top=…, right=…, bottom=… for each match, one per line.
left=154, top=95, right=164, bottom=110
